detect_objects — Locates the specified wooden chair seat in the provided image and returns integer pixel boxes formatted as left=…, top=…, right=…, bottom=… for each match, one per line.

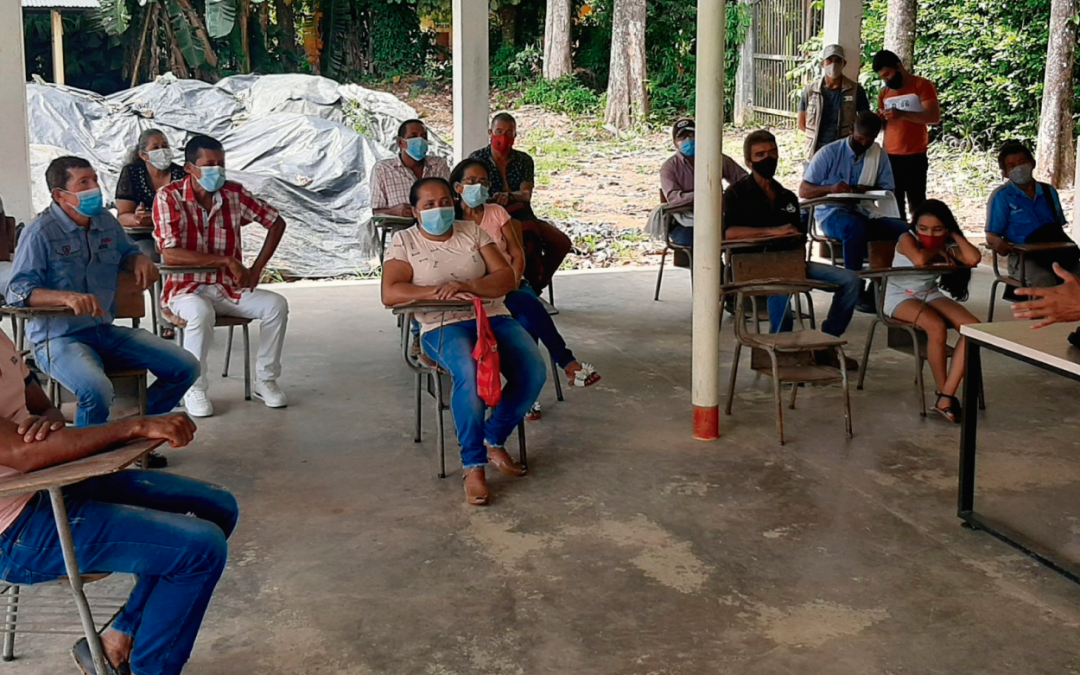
left=744, top=329, right=846, bottom=351
left=104, top=368, right=148, bottom=379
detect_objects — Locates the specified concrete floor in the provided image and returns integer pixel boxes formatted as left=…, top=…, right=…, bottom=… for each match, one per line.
left=7, top=267, right=1080, bottom=675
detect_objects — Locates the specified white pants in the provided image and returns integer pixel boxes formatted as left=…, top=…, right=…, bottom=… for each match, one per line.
left=169, top=285, right=289, bottom=393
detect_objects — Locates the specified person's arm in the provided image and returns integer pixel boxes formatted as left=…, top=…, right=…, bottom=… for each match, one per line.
left=380, top=258, right=436, bottom=305
left=898, top=81, right=941, bottom=125
left=503, top=220, right=527, bottom=282
left=896, top=232, right=942, bottom=267
left=949, top=230, right=983, bottom=267
left=984, top=190, right=1013, bottom=255
left=5, top=229, right=104, bottom=316
left=248, top=217, right=286, bottom=289
left=374, top=204, right=414, bottom=218
left=726, top=226, right=800, bottom=240
left=508, top=181, right=533, bottom=206
left=117, top=200, right=153, bottom=229
left=1013, top=264, right=1080, bottom=328
left=113, top=218, right=158, bottom=290
left=985, top=232, right=1012, bottom=256
left=0, top=413, right=195, bottom=474
left=799, top=150, right=850, bottom=199
left=16, top=372, right=66, bottom=443
left=799, top=180, right=850, bottom=199
left=723, top=155, right=749, bottom=186
left=154, top=188, right=248, bottom=282
left=661, top=161, right=693, bottom=207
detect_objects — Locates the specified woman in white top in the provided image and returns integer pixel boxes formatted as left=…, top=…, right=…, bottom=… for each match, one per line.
left=885, top=199, right=981, bottom=423
left=382, top=177, right=547, bottom=505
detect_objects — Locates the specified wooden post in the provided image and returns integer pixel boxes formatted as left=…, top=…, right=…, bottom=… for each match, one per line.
left=733, top=0, right=755, bottom=126
left=51, top=10, right=65, bottom=85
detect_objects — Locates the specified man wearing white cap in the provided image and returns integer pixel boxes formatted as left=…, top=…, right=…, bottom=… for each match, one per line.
left=798, top=44, right=870, bottom=162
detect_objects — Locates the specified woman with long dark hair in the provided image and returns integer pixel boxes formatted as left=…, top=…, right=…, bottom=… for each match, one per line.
left=883, top=199, right=981, bottom=423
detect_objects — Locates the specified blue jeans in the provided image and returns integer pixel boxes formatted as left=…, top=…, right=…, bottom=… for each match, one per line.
left=669, top=225, right=694, bottom=247
left=768, top=262, right=861, bottom=337
left=33, top=325, right=199, bottom=427
left=503, top=282, right=576, bottom=369
left=421, top=316, right=547, bottom=468
left=0, top=471, right=238, bottom=675
left=821, top=211, right=908, bottom=270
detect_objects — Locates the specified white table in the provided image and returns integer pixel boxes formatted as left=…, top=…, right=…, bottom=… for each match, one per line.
left=958, top=321, right=1080, bottom=583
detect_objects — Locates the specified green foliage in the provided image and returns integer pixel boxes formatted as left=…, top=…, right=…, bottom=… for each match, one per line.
left=370, top=0, right=428, bottom=77
left=205, top=0, right=236, bottom=39
left=24, top=13, right=128, bottom=93
left=520, top=75, right=603, bottom=116
left=490, top=42, right=541, bottom=89
left=96, top=0, right=131, bottom=36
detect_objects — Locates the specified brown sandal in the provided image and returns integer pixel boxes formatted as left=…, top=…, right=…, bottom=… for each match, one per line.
left=487, top=446, right=527, bottom=477
left=463, top=467, right=489, bottom=505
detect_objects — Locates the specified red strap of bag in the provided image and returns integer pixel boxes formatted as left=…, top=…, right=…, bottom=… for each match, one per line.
left=471, top=297, right=502, bottom=407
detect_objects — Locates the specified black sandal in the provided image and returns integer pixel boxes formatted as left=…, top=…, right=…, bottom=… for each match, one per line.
left=934, top=392, right=962, bottom=424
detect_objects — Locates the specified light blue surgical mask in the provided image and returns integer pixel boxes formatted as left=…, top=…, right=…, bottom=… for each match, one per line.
left=419, top=207, right=455, bottom=236
left=679, top=139, right=695, bottom=157
left=196, top=166, right=226, bottom=193
left=65, top=188, right=103, bottom=218
left=405, top=138, right=429, bottom=161
left=461, top=183, right=490, bottom=208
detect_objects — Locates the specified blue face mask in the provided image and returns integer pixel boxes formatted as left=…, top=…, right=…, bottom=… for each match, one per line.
left=679, top=139, right=695, bottom=157
left=419, top=207, right=455, bottom=236
left=65, top=188, right=103, bottom=218
left=196, top=166, right=226, bottom=193
left=461, top=183, right=490, bottom=208
left=405, top=138, right=429, bottom=161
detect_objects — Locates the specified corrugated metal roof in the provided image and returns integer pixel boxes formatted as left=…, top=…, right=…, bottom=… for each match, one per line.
left=22, top=0, right=100, bottom=10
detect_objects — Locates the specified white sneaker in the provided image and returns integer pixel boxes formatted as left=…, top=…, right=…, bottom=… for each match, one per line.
left=184, top=390, right=214, bottom=418
left=254, top=380, right=288, bottom=408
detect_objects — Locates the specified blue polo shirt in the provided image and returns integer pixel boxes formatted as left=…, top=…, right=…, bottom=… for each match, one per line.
left=804, top=138, right=896, bottom=229
left=6, top=204, right=140, bottom=345
left=985, top=181, right=1064, bottom=244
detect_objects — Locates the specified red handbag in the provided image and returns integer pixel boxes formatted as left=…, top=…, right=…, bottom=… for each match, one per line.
left=472, top=297, right=503, bottom=407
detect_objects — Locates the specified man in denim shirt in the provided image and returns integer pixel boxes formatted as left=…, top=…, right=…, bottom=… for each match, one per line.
left=6, top=156, right=198, bottom=437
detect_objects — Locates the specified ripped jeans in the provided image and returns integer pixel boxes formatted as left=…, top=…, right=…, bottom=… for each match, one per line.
left=0, top=471, right=239, bottom=675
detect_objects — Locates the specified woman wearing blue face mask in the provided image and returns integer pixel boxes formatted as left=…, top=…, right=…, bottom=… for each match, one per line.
left=382, top=177, right=547, bottom=506
left=449, top=159, right=601, bottom=421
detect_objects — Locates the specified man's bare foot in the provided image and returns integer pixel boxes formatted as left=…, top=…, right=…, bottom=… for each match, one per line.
left=101, top=628, right=133, bottom=668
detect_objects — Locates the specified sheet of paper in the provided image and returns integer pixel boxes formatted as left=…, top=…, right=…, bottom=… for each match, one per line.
left=884, top=94, right=923, bottom=113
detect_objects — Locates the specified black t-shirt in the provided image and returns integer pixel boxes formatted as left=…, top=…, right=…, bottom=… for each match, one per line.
left=115, top=162, right=186, bottom=208
left=724, top=174, right=804, bottom=251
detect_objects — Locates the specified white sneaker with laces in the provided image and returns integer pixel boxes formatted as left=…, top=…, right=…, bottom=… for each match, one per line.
left=184, top=390, right=214, bottom=418
left=254, top=380, right=288, bottom=408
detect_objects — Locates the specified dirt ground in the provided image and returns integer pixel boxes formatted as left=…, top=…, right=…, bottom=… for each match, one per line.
left=391, top=82, right=1075, bottom=243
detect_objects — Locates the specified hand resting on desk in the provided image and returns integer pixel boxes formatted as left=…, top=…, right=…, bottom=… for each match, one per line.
left=1013, top=263, right=1080, bottom=328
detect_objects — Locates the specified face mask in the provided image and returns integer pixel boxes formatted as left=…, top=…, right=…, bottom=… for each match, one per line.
left=824, top=62, right=844, bottom=79
left=679, top=139, right=695, bottom=157
left=146, top=148, right=173, bottom=171
left=491, top=134, right=515, bottom=154
left=419, top=206, right=455, bottom=236
left=404, top=137, right=429, bottom=161
left=753, top=157, right=778, bottom=180
left=65, top=188, right=103, bottom=218
left=196, top=166, right=226, bottom=193
left=885, top=73, right=904, bottom=90
left=1008, top=164, right=1034, bottom=186
left=918, top=233, right=948, bottom=251
left=461, top=184, right=490, bottom=208
left=849, top=138, right=869, bottom=157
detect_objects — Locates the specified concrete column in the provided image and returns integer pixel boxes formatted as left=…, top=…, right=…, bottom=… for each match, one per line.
left=733, top=0, right=754, bottom=127
left=0, top=0, right=35, bottom=224
left=691, top=0, right=725, bottom=441
left=51, top=10, right=65, bottom=85
left=1074, top=135, right=1080, bottom=240
left=452, top=0, right=490, bottom=163
left=823, top=0, right=862, bottom=79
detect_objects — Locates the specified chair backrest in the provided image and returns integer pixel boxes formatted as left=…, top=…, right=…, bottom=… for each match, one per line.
left=729, top=249, right=807, bottom=283
left=114, top=272, right=146, bottom=320
left=0, top=217, right=16, bottom=263
left=867, top=240, right=897, bottom=271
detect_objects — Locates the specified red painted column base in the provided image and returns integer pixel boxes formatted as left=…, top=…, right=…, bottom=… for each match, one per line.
left=693, top=405, right=720, bottom=440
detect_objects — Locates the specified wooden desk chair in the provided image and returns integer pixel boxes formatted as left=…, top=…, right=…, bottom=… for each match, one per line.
left=802, top=201, right=843, bottom=265
left=722, top=250, right=852, bottom=445
left=857, top=240, right=984, bottom=417
left=392, top=302, right=526, bottom=478
left=371, top=215, right=415, bottom=266
left=987, top=241, right=1078, bottom=322
left=720, top=236, right=816, bottom=332
left=654, top=189, right=694, bottom=301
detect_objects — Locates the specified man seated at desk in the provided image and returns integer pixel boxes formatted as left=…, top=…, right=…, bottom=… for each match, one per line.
left=5, top=157, right=198, bottom=467
left=0, top=327, right=236, bottom=675
left=725, top=130, right=861, bottom=369
left=371, top=119, right=450, bottom=218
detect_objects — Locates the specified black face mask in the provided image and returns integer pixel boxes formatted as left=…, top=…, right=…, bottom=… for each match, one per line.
left=849, top=137, right=870, bottom=157
left=885, top=73, right=904, bottom=90
left=753, top=157, right=778, bottom=180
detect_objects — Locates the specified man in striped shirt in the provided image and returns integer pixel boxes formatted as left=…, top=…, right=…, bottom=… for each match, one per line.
left=153, top=135, right=289, bottom=417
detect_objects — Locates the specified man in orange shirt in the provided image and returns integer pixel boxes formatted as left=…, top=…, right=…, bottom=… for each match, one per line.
left=873, top=50, right=941, bottom=220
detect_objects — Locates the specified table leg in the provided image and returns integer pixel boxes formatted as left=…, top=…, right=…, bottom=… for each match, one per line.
left=47, top=487, right=109, bottom=675
left=958, top=342, right=982, bottom=516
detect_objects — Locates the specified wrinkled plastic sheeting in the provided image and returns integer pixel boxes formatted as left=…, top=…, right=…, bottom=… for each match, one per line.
left=107, top=75, right=242, bottom=140
left=245, top=74, right=345, bottom=124
left=338, top=83, right=453, bottom=161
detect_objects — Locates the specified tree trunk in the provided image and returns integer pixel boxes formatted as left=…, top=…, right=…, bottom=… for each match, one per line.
left=883, top=0, right=916, bottom=70
left=275, top=0, right=297, bottom=65
left=542, top=0, right=571, bottom=79
left=604, top=0, right=647, bottom=130
left=173, top=0, right=219, bottom=68
left=498, top=5, right=516, bottom=46
left=239, top=0, right=251, bottom=72
left=1035, top=0, right=1077, bottom=187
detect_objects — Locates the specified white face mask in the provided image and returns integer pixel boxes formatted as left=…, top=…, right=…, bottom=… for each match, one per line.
left=824, top=61, right=844, bottom=79
left=147, top=148, right=173, bottom=171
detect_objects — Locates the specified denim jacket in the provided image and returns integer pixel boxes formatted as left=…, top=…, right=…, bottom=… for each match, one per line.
left=6, top=204, right=140, bottom=345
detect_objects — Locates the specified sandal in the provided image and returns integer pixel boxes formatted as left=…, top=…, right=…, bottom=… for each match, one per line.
left=566, top=362, right=601, bottom=388
left=525, top=401, right=542, bottom=421
left=463, top=467, right=489, bottom=505
left=934, top=392, right=962, bottom=424
left=487, top=446, right=527, bottom=477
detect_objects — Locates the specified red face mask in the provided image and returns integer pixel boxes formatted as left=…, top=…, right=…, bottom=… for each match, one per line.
left=491, top=134, right=515, bottom=153
left=918, top=233, right=947, bottom=250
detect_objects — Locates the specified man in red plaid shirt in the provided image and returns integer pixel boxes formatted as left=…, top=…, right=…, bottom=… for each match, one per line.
left=153, top=135, right=289, bottom=417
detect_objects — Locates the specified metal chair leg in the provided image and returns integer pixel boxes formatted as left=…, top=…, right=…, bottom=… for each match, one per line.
left=788, top=383, right=798, bottom=409
left=2, top=584, right=19, bottom=661
left=223, top=326, right=234, bottom=378
left=724, top=343, right=742, bottom=415
left=907, top=328, right=927, bottom=417
left=767, top=350, right=785, bottom=446
left=434, top=373, right=446, bottom=479
left=654, top=246, right=668, bottom=301
left=838, top=346, right=853, bottom=439
left=47, top=487, right=109, bottom=675
left=988, top=279, right=1000, bottom=323
left=547, top=281, right=554, bottom=307
left=517, top=422, right=527, bottom=469
left=550, top=353, right=564, bottom=402
left=858, top=319, right=879, bottom=390
left=414, top=372, right=423, bottom=443
left=242, top=324, right=251, bottom=401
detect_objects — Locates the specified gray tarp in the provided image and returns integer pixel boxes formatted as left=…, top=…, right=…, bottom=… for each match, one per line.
left=24, top=73, right=452, bottom=277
